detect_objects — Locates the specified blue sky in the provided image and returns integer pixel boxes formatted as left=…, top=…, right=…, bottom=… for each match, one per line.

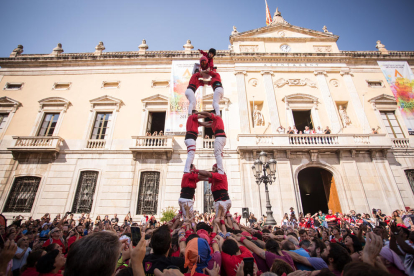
left=0, top=0, right=413, bottom=57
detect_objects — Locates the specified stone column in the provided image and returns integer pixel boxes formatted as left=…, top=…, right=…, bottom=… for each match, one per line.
left=234, top=71, right=250, bottom=133
left=340, top=70, right=370, bottom=132
left=314, top=71, right=341, bottom=133
left=261, top=71, right=280, bottom=133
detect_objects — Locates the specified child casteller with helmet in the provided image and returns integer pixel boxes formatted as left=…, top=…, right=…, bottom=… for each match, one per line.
left=185, top=49, right=223, bottom=116
left=198, top=48, right=216, bottom=72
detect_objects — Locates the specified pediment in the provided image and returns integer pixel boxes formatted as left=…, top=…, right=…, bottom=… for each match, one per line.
left=231, top=24, right=338, bottom=43
left=90, top=95, right=124, bottom=111
left=0, top=96, right=21, bottom=106
left=141, top=94, right=169, bottom=104
left=38, top=97, right=71, bottom=112
left=0, top=96, right=21, bottom=112
left=283, top=93, right=319, bottom=103
left=368, top=94, right=397, bottom=105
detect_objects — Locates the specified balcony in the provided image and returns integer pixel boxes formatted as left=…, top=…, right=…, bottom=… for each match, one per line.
left=237, top=134, right=393, bottom=152
left=8, top=136, right=63, bottom=159
left=130, top=136, right=174, bottom=158
left=86, top=139, right=106, bottom=149
left=391, top=138, right=411, bottom=148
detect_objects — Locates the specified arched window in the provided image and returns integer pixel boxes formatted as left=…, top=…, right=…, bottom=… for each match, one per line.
left=4, top=177, right=41, bottom=213
left=71, top=171, right=99, bottom=213
left=406, top=170, right=414, bottom=195
left=137, top=172, right=160, bottom=215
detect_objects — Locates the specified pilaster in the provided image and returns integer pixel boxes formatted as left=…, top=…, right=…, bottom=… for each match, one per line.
left=234, top=71, right=250, bottom=133
left=314, top=71, right=341, bottom=133
left=340, top=70, right=370, bottom=132
left=261, top=71, right=280, bottom=133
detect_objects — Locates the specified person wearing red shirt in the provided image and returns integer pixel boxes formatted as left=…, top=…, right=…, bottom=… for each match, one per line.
left=325, top=209, right=338, bottom=229
left=66, top=225, right=83, bottom=250
left=42, top=228, right=66, bottom=254
left=198, top=48, right=216, bottom=72
left=330, top=227, right=342, bottom=243
left=221, top=238, right=254, bottom=276
left=196, top=112, right=226, bottom=174
left=185, top=56, right=223, bottom=116
left=184, top=111, right=209, bottom=173
left=194, top=164, right=231, bottom=215
left=179, top=164, right=205, bottom=217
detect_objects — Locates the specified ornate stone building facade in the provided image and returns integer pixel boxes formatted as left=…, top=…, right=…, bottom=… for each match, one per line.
left=1, top=10, right=414, bottom=222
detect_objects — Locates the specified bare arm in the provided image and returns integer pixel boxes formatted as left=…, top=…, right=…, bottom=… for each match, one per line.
left=199, top=121, right=211, bottom=127
left=195, top=112, right=212, bottom=118
left=239, top=238, right=266, bottom=259
left=284, top=251, right=312, bottom=267
left=197, top=170, right=212, bottom=178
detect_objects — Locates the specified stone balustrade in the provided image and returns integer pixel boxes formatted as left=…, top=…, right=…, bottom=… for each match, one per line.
left=8, top=136, right=63, bottom=159
left=130, top=136, right=174, bottom=155
left=237, top=133, right=394, bottom=151
left=86, top=139, right=106, bottom=149
left=202, top=139, right=215, bottom=149
left=392, top=138, right=410, bottom=148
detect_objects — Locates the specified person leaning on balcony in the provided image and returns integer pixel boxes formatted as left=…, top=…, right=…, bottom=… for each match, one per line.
left=316, top=126, right=324, bottom=134
left=304, top=126, right=311, bottom=134
left=277, top=125, right=285, bottom=134
left=324, top=126, right=331, bottom=134
left=287, top=127, right=294, bottom=134
left=293, top=125, right=298, bottom=134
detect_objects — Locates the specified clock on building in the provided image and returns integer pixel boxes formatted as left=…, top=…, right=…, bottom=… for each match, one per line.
left=280, top=44, right=291, bottom=52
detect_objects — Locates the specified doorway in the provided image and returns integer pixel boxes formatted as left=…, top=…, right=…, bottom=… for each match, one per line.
left=298, top=167, right=342, bottom=215
left=147, top=112, right=166, bottom=134
left=292, top=110, right=313, bottom=132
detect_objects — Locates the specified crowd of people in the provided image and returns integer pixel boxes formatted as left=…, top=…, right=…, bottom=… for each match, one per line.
left=1, top=205, right=414, bottom=276
left=276, top=126, right=331, bottom=135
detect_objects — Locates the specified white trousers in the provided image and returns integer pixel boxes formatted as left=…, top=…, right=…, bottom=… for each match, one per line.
left=184, top=139, right=196, bottom=173
left=178, top=198, right=194, bottom=217
left=214, top=137, right=226, bottom=174
left=214, top=199, right=232, bottom=215
left=213, top=87, right=224, bottom=116
left=185, top=89, right=197, bottom=115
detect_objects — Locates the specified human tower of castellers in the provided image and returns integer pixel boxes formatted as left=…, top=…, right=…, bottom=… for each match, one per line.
left=179, top=48, right=231, bottom=218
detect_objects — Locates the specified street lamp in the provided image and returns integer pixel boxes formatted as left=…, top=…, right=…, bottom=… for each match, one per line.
left=251, top=151, right=277, bottom=225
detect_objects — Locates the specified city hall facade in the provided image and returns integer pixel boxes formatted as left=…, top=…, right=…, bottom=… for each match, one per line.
left=1, top=10, right=414, bottom=223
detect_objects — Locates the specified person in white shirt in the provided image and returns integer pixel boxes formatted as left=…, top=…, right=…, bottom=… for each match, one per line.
left=13, top=237, right=32, bottom=272
left=277, top=126, right=285, bottom=134
left=316, top=126, right=324, bottom=134
left=304, top=126, right=311, bottom=134
left=293, top=125, right=298, bottom=134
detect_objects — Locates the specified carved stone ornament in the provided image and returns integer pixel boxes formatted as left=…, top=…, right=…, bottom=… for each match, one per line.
left=314, top=46, right=332, bottom=53
left=252, top=105, right=265, bottom=127
left=376, top=40, right=388, bottom=55
left=338, top=105, right=351, bottom=128
left=271, top=7, right=288, bottom=25
left=95, top=41, right=105, bottom=51
left=329, top=79, right=340, bottom=87
left=239, top=45, right=259, bottom=53
left=274, top=78, right=317, bottom=88
left=249, top=78, right=259, bottom=87
left=139, top=39, right=148, bottom=54
left=10, top=45, right=23, bottom=57
left=231, top=26, right=239, bottom=36
left=183, top=40, right=194, bottom=52
left=323, top=26, right=328, bottom=33
left=51, top=43, right=64, bottom=56
left=278, top=31, right=286, bottom=37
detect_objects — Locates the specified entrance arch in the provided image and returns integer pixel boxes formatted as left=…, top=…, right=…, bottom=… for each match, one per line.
left=298, top=167, right=342, bottom=215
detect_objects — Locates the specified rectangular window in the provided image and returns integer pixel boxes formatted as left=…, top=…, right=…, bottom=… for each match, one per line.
left=0, top=114, right=9, bottom=131
left=136, top=172, right=160, bottom=215
left=71, top=171, right=99, bottom=213
left=380, top=111, right=405, bottom=138
left=146, top=112, right=166, bottom=135
left=3, top=177, right=41, bottom=213
left=52, top=82, right=71, bottom=90
left=91, top=112, right=112, bottom=139
left=102, top=81, right=120, bottom=89
left=38, top=113, right=60, bottom=136
left=367, top=80, right=383, bottom=88
left=4, top=82, right=24, bottom=90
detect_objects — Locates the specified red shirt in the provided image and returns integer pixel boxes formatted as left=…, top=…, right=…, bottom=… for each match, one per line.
left=211, top=114, right=225, bottom=137
left=181, top=172, right=200, bottom=189
left=186, top=114, right=199, bottom=133
left=42, top=238, right=66, bottom=253
left=67, top=235, right=82, bottom=249
left=21, top=267, right=39, bottom=276
left=209, top=173, right=228, bottom=192
left=222, top=246, right=254, bottom=276
left=199, top=50, right=215, bottom=71
left=330, top=237, right=343, bottom=243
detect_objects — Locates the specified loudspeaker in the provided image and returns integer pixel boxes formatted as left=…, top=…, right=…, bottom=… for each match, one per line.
left=242, top=208, right=249, bottom=219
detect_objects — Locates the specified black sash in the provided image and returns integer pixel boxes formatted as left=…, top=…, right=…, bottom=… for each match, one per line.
left=180, top=187, right=195, bottom=199
left=185, top=131, right=198, bottom=140
left=214, top=129, right=226, bottom=137
left=212, top=189, right=229, bottom=202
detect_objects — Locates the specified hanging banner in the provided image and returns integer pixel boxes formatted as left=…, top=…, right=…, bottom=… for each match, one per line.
left=377, top=61, right=414, bottom=135
left=165, top=60, right=202, bottom=135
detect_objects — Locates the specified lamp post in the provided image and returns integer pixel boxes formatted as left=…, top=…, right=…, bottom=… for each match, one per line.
left=251, top=151, right=277, bottom=225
